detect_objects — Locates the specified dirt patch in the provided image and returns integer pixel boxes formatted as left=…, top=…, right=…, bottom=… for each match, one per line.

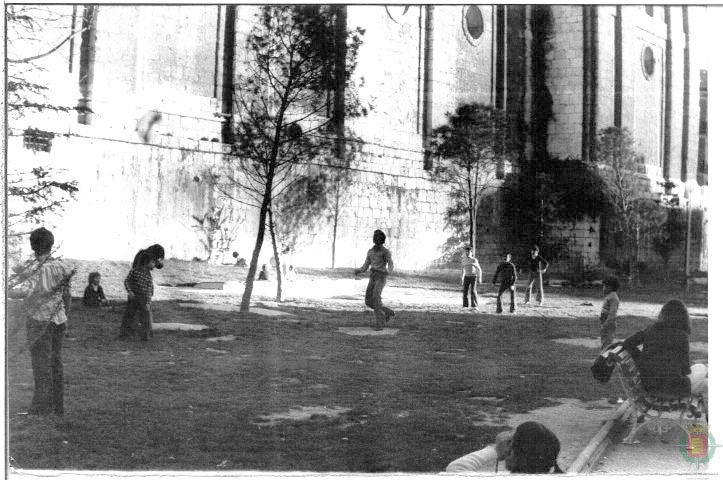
left=337, top=327, right=400, bottom=336
left=552, top=337, right=603, bottom=349
left=153, top=323, right=209, bottom=332
left=252, top=406, right=351, bottom=427
left=206, top=335, right=237, bottom=342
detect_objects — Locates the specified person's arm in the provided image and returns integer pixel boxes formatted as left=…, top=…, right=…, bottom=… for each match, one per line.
left=98, top=285, right=107, bottom=301
left=511, top=263, right=517, bottom=285
left=386, top=249, right=394, bottom=274
left=541, top=256, right=549, bottom=273
left=493, top=264, right=500, bottom=284
left=474, top=259, right=481, bottom=278
left=622, top=330, right=645, bottom=352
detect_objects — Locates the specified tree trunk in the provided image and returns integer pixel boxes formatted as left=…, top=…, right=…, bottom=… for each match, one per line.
left=331, top=184, right=340, bottom=268
left=240, top=196, right=270, bottom=312
left=268, top=207, right=284, bottom=302
left=469, top=206, right=477, bottom=254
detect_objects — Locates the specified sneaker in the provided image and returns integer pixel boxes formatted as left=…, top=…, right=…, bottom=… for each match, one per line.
left=471, top=307, right=478, bottom=311
left=524, top=301, right=530, bottom=305
left=496, top=310, right=503, bottom=314
left=509, top=310, right=516, bottom=314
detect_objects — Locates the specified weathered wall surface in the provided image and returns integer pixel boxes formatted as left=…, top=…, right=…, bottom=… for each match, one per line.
left=546, top=6, right=584, bottom=160
left=7, top=5, right=709, bottom=272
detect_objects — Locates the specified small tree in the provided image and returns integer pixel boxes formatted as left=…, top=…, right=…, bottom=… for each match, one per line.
left=223, top=6, right=363, bottom=310
left=7, top=6, right=80, bottom=263
left=430, top=104, right=516, bottom=253
left=594, top=127, right=662, bottom=284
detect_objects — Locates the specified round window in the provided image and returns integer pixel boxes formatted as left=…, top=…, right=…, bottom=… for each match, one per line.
left=463, top=5, right=484, bottom=44
left=641, top=45, right=656, bottom=79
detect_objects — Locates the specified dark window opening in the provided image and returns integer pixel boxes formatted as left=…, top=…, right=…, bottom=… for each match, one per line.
left=642, top=45, right=655, bottom=79
left=645, top=5, right=655, bottom=17
left=465, top=6, right=484, bottom=40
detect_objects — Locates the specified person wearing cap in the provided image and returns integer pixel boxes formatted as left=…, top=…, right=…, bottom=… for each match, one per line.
left=599, top=276, right=620, bottom=349
left=461, top=246, right=482, bottom=310
left=9, top=227, right=74, bottom=416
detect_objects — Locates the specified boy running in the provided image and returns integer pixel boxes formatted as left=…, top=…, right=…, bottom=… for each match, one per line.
left=355, top=229, right=395, bottom=330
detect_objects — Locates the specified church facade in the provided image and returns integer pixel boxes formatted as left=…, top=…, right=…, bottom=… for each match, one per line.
left=8, top=5, right=709, bottom=272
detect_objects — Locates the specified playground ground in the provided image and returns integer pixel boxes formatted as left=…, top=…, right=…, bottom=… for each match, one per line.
left=6, top=259, right=709, bottom=472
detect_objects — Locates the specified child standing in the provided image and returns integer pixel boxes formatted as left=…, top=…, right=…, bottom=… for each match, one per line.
left=599, top=277, right=620, bottom=349
left=83, top=272, right=107, bottom=307
left=354, top=229, right=395, bottom=330
left=524, top=245, right=549, bottom=306
left=461, top=246, right=482, bottom=309
left=493, top=252, right=517, bottom=314
left=119, top=251, right=156, bottom=341
left=9, top=227, right=74, bottom=415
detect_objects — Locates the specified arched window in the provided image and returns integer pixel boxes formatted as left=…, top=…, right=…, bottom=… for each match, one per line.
left=463, top=5, right=484, bottom=45
left=385, top=5, right=411, bottom=24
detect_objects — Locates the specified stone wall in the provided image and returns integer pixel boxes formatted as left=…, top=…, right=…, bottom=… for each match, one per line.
left=546, top=6, right=584, bottom=159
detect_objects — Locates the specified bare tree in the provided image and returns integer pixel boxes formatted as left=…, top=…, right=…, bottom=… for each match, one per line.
left=6, top=6, right=80, bottom=264
left=431, top=104, right=516, bottom=253
left=595, top=127, right=664, bottom=284
left=221, top=6, right=363, bottom=310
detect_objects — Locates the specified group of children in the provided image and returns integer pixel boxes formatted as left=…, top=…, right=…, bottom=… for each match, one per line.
left=459, top=245, right=548, bottom=315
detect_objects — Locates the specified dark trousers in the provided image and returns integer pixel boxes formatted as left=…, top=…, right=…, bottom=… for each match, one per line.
left=462, top=275, right=478, bottom=307
left=525, top=271, right=544, bottom=303
left=119, top=297, right=153, bottom=340
left=496, top=283, right=516, bottom=313
left=27, top=321, right=65, bottom=415
left=365, top=270, right=394, bottom=327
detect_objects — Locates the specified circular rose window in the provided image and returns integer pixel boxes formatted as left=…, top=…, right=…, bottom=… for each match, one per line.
left=463, top=5, right=484, bottom=44
left=641, top=45, right=656, bottom=79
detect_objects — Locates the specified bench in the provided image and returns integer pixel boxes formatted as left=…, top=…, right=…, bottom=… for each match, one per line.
left=604, top=345, right=707, bottom=444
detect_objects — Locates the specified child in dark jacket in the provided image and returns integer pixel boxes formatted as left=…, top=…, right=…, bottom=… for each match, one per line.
left=83, top=272, right=107, bottom=307
left=493, top=253, right=517, bottom=313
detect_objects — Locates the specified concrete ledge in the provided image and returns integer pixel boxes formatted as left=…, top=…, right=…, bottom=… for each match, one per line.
left=567, top=400, right=634, bottom=473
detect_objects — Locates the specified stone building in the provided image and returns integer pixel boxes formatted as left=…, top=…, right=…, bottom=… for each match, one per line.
left=7, top=5, right=710, bottom=272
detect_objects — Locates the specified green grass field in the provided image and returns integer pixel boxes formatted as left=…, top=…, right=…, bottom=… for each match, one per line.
left=7, top=259, right=707, bottom=471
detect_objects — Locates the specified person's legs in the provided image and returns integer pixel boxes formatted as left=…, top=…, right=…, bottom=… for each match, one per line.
left=371, top=271, right=390, bottom=327
left=525, top=273, right=535, bottom=304
left=536, top=271, right=544, bottom=304
left=600, top=322, right=615, bottom=350
left=137, top=302, right=152, bottom=341
left=462, top=276, right=471, bottom=307
left=469, top=277, right=478, bottom=308
left=496, top=284, right=505, bottom=313
left=509, top=285, right=516, bottom=312
left=688, top=363, right=708, bottom=396
left=365, top=276, right=376, bottom=310
left=28, top=324, right=52, bottom=414
left=119, top=297, right=138, bottom=338
left=48, top=323, right=65, bottom=415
